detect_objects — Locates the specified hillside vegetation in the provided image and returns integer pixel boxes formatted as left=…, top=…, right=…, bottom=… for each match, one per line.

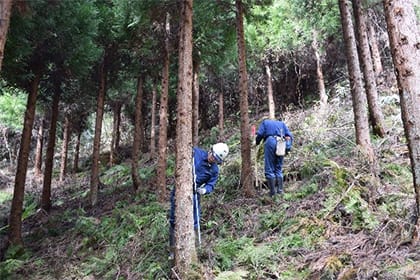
left=0, top=79, right=418, bottom=280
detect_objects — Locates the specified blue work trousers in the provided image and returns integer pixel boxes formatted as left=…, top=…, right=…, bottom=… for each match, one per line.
left=264, top=136, right=284, bottom=180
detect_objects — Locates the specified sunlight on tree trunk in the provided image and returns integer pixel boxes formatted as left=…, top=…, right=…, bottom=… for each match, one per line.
left=192, top=60, right=200, bottom=146
left=34, top=117, right=44, bottom=178
left=265, top=64, right=275, bottom=119
left=312, top=29, right=328, bottom=110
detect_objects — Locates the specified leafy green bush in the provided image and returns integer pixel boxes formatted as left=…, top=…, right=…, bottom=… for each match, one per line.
left=0, top=83, right=26, bottom=131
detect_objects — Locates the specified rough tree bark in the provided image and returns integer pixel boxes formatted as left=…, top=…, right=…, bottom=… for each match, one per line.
left=156, top=13, right=170, bottom=203
left=0, top=0, right=13, bottom=71
left=131, top=76, right=144, bottom=191
left=173, top=0, right=197, bottom=275
left=8, top=74, right=41, bottom=247
left=338, top=0, right=376, bottom=166
left=236, top=0, right=255, bottom=197
left=312, top=29, right=328, bottom=109
left=367, top=9, right=383, bottom=78
left=384, top=0, right=420, bottom=240
left=41, top=91, right=60, bottom=212
left=352, top=0, right=386, bottom=138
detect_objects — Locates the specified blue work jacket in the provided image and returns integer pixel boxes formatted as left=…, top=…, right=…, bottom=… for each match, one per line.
left=256, top=119, right=293, bottom=146
left=193, top=147, right=219, bottom=194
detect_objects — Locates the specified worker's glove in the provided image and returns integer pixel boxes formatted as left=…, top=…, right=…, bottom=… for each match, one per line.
left=197, top=187, right=206, bottom=195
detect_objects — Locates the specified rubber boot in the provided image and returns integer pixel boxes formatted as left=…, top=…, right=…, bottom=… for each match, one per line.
left=267, top=178, right=276, bottom=197
left=276, top=177, right=284, bottom=195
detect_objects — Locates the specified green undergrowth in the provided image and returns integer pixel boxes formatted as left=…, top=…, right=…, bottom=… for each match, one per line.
left=2, top=94, right=418, bottom=279
left=73, top=197, right=169, bottom=279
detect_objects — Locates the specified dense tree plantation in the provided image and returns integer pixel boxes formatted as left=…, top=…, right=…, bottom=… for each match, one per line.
left=0, top=0, right=419, bottom=279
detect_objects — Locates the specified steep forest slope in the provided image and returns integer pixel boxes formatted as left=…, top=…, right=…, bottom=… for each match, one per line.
left=0, top=77, right=419, bottom=279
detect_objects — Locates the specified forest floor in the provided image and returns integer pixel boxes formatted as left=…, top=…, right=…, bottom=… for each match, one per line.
left=1, top=81, right=420, bottom=279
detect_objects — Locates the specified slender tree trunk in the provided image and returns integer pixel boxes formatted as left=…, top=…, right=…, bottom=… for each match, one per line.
left=338, top=0, right=375, bottom=165
left=312, top=29, right=328, bottom=109
left=0, top=0, right=13, bottom=71
left=236, top=0, right=255, bottom=197
left=218, top=83, right=224, bottom=138
left=90, top=60, right=106, bottom=206
left=265, top=64, right=275, bottom=119
left=174, top=0, right=197, bottom=274
left=367, top=9, right=383, bottom=78
left=352, top=0, right=386, bottom=138
left=8, top=74, right=41, bottom=247
left=150, top=84, right=157, bottom=158
left=59, top=115, right=70, bottom=183
left=73, top=127, right=81, bottom=174
left=192, top=60, right=200, bottom=146
left=156, top=13, right=170, bottom=202
left=110, top=102, right=121, bottom=167
left=34, top=117, right=45, bottom=178
left=41, top=91, right=60, bottom=212
left=2, top=127, right=13, bottom=167
left=384, top=0, right=420, bottom=240
left=131, top=76, right=144, bottom=191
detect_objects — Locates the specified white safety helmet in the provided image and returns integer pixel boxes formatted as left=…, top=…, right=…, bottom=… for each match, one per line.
left=211, top=143, right=229, bottom=164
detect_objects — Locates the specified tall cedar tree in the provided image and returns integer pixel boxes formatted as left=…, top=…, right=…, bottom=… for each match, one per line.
left=131, top=76, right=144, bottom=191
left=149, top=84, right=157, bottom=158
left=338, top=0, right=376, bottom=167
left=352, top=0, right=386, bottom=137
left=59, top=114, right=71, bottom=182
left=236, top=0, right=255, bottom=197
left=41, top=90, right=60, bottom=211
left=90, top=59, right=106, bottom=206
left=8, top=74, right=41, bottom=247
left=34, top=117, right=45, bottom=178
left=156, top=13, right=171, bottom=202
left=173, top=0, right=197, bottom=275
left=0, top=0, right=13, bottom=71
left=384, top=0, right=420, bottom=239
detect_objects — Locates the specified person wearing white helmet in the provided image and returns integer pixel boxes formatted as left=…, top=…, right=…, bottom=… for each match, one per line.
left=169, top=143, right=229, bottom=258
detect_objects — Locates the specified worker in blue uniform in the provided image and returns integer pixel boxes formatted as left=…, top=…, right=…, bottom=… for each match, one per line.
left=169, top=143, right=229, bottom=258
left=256, top=118, right=293, bottom=196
